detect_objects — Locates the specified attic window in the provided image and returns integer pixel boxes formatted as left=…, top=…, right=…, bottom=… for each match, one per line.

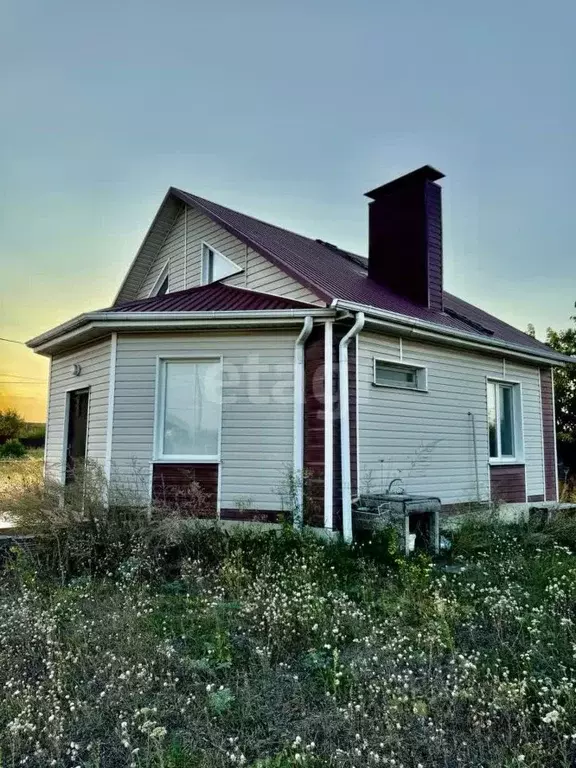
left=150, top=262, right=170, bottom=297
left=373, top=359, right=427, bottom=391
left=156, top=275, right=169, bottom=296
left=201, top=242, right=242, bottom=285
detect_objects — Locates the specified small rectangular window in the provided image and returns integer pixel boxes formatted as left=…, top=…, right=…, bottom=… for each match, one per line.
left=156, top=359, right=222, bottom=460
left=373, top=359, right=426, bottom=391
left=487, top=380, right=522, bottom=462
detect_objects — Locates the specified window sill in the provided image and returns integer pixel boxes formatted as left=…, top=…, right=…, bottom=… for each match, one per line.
left=372, top=382, right=428, bottom=393
left=489, top=459, right=525, bottom=467
left=152, top=458, right=220, bottom=464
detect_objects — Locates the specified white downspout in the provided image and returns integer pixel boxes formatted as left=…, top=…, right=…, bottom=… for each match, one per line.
left=323, top=319, right=334, bottom=530
left=339, top=312, right=365, bottom=543
left=183, top=206, right=188, bottom=290
left=293, top=315, right=314, bottom=529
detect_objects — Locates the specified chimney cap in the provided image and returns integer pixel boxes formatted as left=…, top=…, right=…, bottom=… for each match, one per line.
left=365, top=165, right=445, bottom=200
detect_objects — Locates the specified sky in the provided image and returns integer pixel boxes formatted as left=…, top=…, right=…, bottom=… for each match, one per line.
left=1, top=0, right=575, bottom=421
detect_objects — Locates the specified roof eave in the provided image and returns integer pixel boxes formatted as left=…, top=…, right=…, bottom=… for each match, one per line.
left=27, top=308, right=339, bottom=356
left=334, top=299, right=571, bottom=366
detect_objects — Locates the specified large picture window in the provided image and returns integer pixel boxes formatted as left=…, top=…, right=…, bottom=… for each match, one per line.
left=487, top=380, right=523, bottom=462
left=156, top=359, right=222, bottom=460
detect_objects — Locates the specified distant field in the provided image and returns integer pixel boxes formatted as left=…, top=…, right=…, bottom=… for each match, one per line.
left=0, top=450, right=43, bottom=516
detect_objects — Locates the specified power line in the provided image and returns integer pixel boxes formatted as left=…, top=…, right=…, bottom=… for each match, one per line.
left=0, top=337, right=26, bottom=345
left=0, top=372, right=46, bottom=382
left=0, top=380, right=46, bottom=385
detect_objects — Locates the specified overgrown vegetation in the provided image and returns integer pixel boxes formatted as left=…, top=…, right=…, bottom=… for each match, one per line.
left=2, top=468, right=576, bottom=767
left=546, top=321, right=576, bottom=483
left=0, top=408, right=26, bottom=440
left=0, top=437, right=27, bottom=459
left=0, top=450, right=43, bottom=515
left=0, top=409, right=45, bottom=465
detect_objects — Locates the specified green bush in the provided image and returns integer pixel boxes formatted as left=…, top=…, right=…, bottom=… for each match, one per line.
left=20, top=422, right=46, bottom=441
left=6, top=461, right=151, bottom=578
left=0, top=438, right=27, bottom=459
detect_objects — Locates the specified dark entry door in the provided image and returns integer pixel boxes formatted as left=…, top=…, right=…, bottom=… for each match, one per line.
left=65, top=388, right=90, bottom=484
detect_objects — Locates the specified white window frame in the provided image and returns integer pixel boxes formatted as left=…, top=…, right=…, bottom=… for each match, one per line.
left=153, top=355, right=223, bottom=463
left=372, top=357, right=428, bottom=392
left=149, top=261, right=170, bottom=297
left=201, top=241, right=243, bottom=285
left=486, top=377, right=525, bottom=465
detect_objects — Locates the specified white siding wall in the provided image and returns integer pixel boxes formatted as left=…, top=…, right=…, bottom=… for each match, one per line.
left=110, top=331, right=295, bottom=509
left=358, top=332, right=545, bottom=504
left=44, top=339, right=111, bottom=482
left=137, top=206, right=323, bottom=305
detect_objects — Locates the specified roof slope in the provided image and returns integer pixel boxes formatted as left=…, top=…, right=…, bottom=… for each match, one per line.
left=170, top=188, right=565, bottom=362
left=111, top=282, right=317, bottom=313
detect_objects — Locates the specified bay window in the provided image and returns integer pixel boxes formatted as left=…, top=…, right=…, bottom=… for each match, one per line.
left=487, top=380, right=523, bottom=462
left=155, top=359, right=222, bottom=460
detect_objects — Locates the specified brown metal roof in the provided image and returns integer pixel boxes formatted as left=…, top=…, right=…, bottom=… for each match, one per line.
left=168, top=187, right=568, bottom=363
left=112, top=282, right=318, bottom=313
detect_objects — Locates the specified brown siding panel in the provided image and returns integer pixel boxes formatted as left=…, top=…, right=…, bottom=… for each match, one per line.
left=220, top=509, right=280, bottom=523
left=425, top=183, right=444, bottom=312
left=152, top=463, right=218, bottom=517
left=303, top=325, right=325, bottom=527
left=540, top=368, right=558, bottom=502
left=490, top=465, right=526, bottom=503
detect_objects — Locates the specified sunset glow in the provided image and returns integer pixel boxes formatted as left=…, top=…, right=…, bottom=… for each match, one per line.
left=2, top=1, right=575, bottom=424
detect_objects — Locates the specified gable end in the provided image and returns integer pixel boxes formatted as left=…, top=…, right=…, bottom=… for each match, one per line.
left=114, top=191, right=325, bottom=307
left=114, top=193, right=183, bottom=305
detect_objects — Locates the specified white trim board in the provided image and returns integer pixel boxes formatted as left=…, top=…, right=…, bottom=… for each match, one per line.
left=104, top=333, right=118, bottom=483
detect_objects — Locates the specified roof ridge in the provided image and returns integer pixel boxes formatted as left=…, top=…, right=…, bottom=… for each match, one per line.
left=172, top=187, right=367, bottom=264
left=112, top=186, right=566, bottom=365
left=172, top=188, right=333, bottom=302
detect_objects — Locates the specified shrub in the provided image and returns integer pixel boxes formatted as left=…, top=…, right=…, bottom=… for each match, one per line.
left=5, top=460, right=152, bottom=579
left=0, top=438, right=27, bottom=459
left=20, top=422, right=46, bottom=441
left=0, top=408, right=25, bottom=440
left=3, top=521, right=576, bottom=766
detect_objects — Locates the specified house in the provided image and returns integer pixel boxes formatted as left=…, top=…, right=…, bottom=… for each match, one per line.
left=27, top=166, right=571, bottom=541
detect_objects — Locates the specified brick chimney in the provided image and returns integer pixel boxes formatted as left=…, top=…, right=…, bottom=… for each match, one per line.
left=365, top=165, right=445, bottom=311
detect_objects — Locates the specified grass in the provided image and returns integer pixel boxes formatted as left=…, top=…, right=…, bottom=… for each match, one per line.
left=0, top=449, right=43, bottom=516
left=2, top=513, right=576, bottom=767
